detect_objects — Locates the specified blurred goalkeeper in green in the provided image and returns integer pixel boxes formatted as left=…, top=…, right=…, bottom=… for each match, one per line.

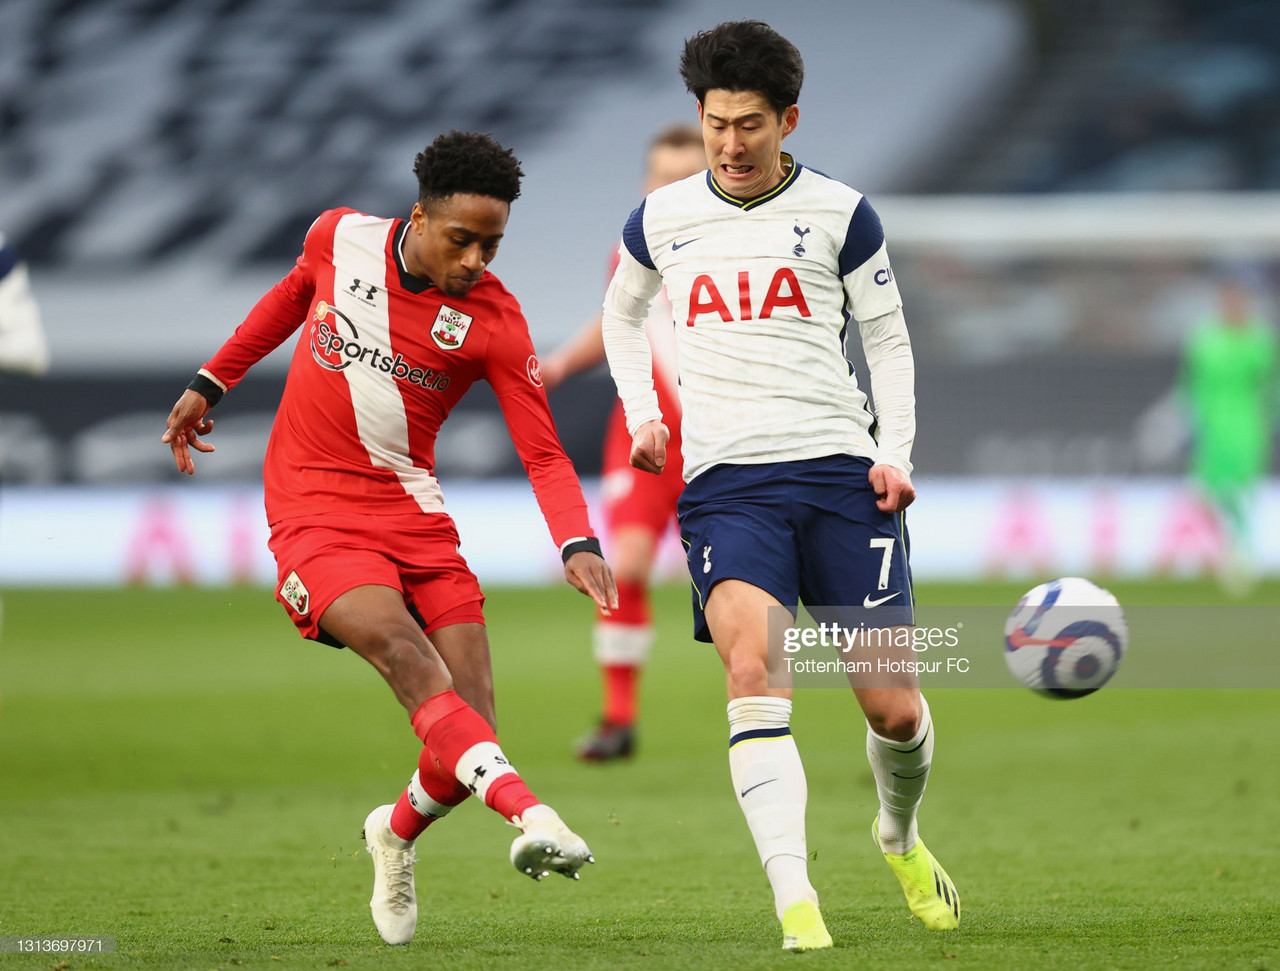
left=1180, top=270, right=1279, bottom=592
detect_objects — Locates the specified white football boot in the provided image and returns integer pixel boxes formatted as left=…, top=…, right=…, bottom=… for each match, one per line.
left=509, top=804, right=594, bottom=880
left=362, top=804, right=417, bottom=944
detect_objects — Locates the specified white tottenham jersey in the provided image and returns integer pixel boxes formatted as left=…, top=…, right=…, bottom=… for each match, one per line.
left=602, top=156, right=915, bottom=483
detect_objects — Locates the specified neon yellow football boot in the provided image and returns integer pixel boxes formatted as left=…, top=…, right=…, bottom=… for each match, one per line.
left=873, top=818, right=960, bottom=929
left=781, top=900, right=833, bottom=951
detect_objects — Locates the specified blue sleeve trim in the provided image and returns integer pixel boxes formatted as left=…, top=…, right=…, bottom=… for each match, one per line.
left=621, top=200, right=654, bottom=271
left=838, top=196, right=885, bottom=277
left=0, top=244, right=17, bottom=282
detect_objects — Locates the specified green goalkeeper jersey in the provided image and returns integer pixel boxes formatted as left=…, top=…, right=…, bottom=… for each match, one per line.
left=1182, top=317, right=1279, bottom=491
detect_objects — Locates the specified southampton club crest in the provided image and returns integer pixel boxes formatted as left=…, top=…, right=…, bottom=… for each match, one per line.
left=280, top=570, right=310, bottom=616
left=431, top=305, right=475, bottom=350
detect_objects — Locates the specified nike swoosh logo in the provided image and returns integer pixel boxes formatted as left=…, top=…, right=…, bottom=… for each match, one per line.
left=863, top=591, right=902, bottom=608
left=671, top=237, right=702, bottom=250
left=739, top=779, right=776, bottom=798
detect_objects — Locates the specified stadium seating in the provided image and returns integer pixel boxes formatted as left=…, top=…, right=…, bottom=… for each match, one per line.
left=940, top=0, right=1280, bottom=193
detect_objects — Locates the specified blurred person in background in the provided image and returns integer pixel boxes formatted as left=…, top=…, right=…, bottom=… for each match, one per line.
left=0, top=232, right=50, bottom=635
left=540, top=123, right=705, bottom=762
left=1180, top=269, right=1279, bottom=594
left=162, top=131, right=615, bottom=946
left=0, top=233, right=50, bottom=378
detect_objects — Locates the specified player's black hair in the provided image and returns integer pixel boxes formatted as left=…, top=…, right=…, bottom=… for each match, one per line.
left=680, top=20, right=804, bottom=116
left=413, top=130, right=523, bottom=210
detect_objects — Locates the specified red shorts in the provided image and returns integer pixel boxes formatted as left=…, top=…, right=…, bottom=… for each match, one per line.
left=267, top=512, right=486, bottom=648
left=600, top=395, right=684, bottom=536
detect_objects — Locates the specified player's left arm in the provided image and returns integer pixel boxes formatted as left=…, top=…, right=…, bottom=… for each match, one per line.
left=840, top=196, right=916, bottom=512
left=486, top=316, right=618, bottom=612
left=859, top=305, right=916, bottom=512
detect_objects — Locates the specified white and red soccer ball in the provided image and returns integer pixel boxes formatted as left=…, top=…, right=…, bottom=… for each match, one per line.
left=1004, top=577, right=1128, bottom=698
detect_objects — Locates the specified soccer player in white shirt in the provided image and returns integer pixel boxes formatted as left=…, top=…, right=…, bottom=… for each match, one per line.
left=601, top=20, right=960, bottom=950
left=0, top=234, right=50, bottom=378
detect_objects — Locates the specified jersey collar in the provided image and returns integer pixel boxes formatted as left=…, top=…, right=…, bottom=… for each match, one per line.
left=706, top=153, right=801, bottom=211
left=393, top=219, right=435, bottom=294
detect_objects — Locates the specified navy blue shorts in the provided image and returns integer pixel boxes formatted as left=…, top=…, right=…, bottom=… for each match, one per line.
left=677, top=455, right=913, bottom=642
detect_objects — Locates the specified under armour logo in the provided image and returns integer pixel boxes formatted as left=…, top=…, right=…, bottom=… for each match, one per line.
left=348, top=278, right=378, bottom=303
left=702, top=545, right=712, bottom=574
left=793, top=225, right=811, bottom=257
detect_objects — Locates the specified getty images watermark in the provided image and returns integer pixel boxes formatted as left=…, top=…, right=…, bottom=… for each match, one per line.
left=765, top=604, right=982, bottom=689
left=781, top=621, right=969, bottom=676
left=767, top=603, right=1280, bottom=690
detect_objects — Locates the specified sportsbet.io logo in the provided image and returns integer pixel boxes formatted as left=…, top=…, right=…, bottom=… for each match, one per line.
left=309, top=301, right=450, bottom=391
left=309, top=302, right=354, bottom=371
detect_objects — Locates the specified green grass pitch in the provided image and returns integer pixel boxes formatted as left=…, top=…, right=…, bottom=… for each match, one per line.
left=1, top=580, right=1277, bottom=970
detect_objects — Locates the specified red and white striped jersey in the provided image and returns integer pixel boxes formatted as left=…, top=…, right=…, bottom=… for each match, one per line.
left=202, top=207, right=593, bottom=548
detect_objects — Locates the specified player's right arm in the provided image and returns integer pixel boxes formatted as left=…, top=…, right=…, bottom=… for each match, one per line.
left=539, top=314, right=605, bottom=390
left=540, top=247, right=626, bottom=389
left=162, top=389, right=216, bottom=475
left=601, top=208, right=665, bottom=473
left=162, top=211, right=328, bottom=474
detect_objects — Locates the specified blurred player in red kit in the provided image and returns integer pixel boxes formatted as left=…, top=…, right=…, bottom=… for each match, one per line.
left=163, top=131, right=616, bottom=946
left=540, top=124, right=705, bottom=760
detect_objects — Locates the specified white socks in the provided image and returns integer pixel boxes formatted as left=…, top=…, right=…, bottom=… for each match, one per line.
left=726, top=693, right=936, bottom=917
left=727, top=696, right=817, bottom=920
left=592, top=622, right=655, bottom=665
left=866, top=696, right=934, bottom=855
left=406, top=769, right=458, bottom=820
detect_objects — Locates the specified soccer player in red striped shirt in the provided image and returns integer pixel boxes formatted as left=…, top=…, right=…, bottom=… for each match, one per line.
left=163, top=131, right=616, bottom=946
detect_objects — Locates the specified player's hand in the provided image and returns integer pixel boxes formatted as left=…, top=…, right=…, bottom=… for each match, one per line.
left=869, top=463, right=916, bottom=513
left=629, top=420, right=669, bottom=475
left=564, top=552, right=619, bottom=616
left=162, top=388, right=216, bottom=475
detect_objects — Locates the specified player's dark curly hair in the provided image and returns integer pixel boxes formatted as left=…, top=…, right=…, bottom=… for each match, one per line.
left=680, top=20, right=804, bottom=116
left=413, top=130, right=523, bottom=210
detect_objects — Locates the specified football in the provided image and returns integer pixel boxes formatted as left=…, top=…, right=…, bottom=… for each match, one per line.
left=1003, top=577, right=1128, bottom=698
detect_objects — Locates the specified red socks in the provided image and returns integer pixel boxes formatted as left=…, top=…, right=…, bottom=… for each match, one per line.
left=410, top=687, right=469, bottom=741
left=603, top=664, right=638, bottom=725
left=388, top=760, right=470, bottom=841
left=606, top=579, right=650, bottom=627
left=597, top=579, right=648, bottom=725
left=407, top=690, right=540, bottom=824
